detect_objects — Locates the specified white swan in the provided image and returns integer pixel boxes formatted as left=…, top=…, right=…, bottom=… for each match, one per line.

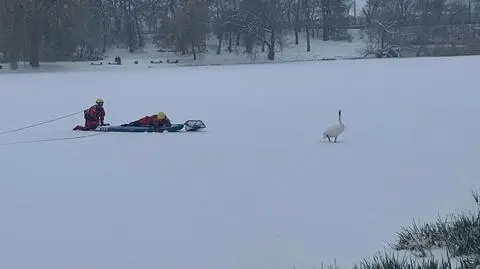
left=323, top=109, right=345, bottom=143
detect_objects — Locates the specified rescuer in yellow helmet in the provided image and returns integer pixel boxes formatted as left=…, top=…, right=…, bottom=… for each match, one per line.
left=73, top=98, right=106, bottom=131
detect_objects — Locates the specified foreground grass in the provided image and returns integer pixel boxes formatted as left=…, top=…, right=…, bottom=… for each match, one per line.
left=351, top=191, right=480, bottom=269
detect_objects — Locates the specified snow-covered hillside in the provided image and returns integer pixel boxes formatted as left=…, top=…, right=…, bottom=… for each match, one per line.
left=0, top=55, right=479, bottom=269
left=0, top=29, right=367, bottom=73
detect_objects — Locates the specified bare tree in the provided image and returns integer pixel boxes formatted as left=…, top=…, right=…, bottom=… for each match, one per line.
left=160, top=0, right=209, bottom=59
left=362, top=0, right=381, bottom=27
left=236, top=0, right=286, bottom=60
left=0, top=0, right=28, bottom=69
left=302, top=0, right=320, bottom=51
left=295, top=0, right=301, bottom=44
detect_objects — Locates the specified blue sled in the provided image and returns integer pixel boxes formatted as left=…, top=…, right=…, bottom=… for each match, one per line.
left=94, top=124, right=183, bottom=133
left=89, top=120, right=206, bottom=133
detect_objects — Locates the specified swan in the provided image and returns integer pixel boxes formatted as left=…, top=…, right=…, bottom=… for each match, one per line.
left=323, top=109, right=345, bottom=143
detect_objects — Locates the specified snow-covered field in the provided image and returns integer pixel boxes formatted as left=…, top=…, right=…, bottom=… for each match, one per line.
left=0, top=55, right=479, bottom=269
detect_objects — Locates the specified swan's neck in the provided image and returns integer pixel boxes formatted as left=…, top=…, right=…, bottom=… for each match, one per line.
left=338, top=114, right=342, bottom=124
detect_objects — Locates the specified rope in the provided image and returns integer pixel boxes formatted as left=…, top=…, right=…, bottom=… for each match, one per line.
left=0, top=132, right=106, bottom=146
left=0, top=110, right=84, bottom=136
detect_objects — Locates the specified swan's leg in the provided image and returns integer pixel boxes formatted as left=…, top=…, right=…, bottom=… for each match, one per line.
left=334, top=136, right=337, bottom=143
left=327, top=135, right=331, bottom=142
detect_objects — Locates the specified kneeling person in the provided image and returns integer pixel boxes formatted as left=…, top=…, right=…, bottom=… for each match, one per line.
left=73, top=98, right=107, bottom=131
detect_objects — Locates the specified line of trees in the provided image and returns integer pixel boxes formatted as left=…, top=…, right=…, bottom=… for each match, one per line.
left=1, top=0, right=478, bottom=69
left=0, top=0, right=353, bottom=69
left=360, top=0, right=480, bottom=56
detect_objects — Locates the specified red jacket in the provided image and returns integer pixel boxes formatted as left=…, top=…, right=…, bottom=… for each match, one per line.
left=84, top=105, right=105, bottom=128
left=137, top=115, right=171, bottom=128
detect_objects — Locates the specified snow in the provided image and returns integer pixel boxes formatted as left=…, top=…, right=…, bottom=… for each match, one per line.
left=0, top=30, right=366, bottom=74
left=1, top=54, right=480, bottom=269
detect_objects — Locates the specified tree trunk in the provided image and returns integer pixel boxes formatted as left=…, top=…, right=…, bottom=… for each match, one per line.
left=55, top=0, right=61, bottom=60
left=287, top=1, right=292, bottom=28
left=322, top=22, right=329, bottom=41
left=29, top=33, right=40, bottom=67
left=304, top=0, right=311, bottom=52
left=216, top=0, right=223, bottom=55
left=123, top=0, right=135, bottom=52
left=113, top=0, right=121, bottom=42
left=262, top=31, right=266, bottom=52
left=295, top=0, right=300, bottom=44
left=128, top=19, right=135, bottom=53
left=133, top=2, right=144, bottom=48
left=268, top=29, right=275, bottom=60
left=28, top=0, right=41, bottom=68
left=217, top=32, right=223, bottom=54
left=192, top=42, right=197, bottom=60
left=103, top=18, right=108, bottom=53
left=306, top=26, right=310, bottom=52
left=6, top=2, right=25, bottom=69
left=322, top=0, right=330, bottom=41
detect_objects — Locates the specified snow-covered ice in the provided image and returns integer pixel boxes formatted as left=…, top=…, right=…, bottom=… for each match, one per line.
left=0, top=55, right=479, bottom=269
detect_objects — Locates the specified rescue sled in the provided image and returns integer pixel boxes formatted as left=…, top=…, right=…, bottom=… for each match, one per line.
left=183, top=120, right=206, bottom=131
left=90, top=120, right=206, bottom=133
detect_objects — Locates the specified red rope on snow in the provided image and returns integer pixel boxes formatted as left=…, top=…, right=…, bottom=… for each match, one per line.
left=0, top=132, right=106, bottom=146
left=0, top=110, right=84, bottom=136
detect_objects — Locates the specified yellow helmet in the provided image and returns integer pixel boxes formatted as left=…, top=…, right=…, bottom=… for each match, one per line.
left=157, top=112, right=166, bottom=119
left=96, top=98, right=104, bottom=104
